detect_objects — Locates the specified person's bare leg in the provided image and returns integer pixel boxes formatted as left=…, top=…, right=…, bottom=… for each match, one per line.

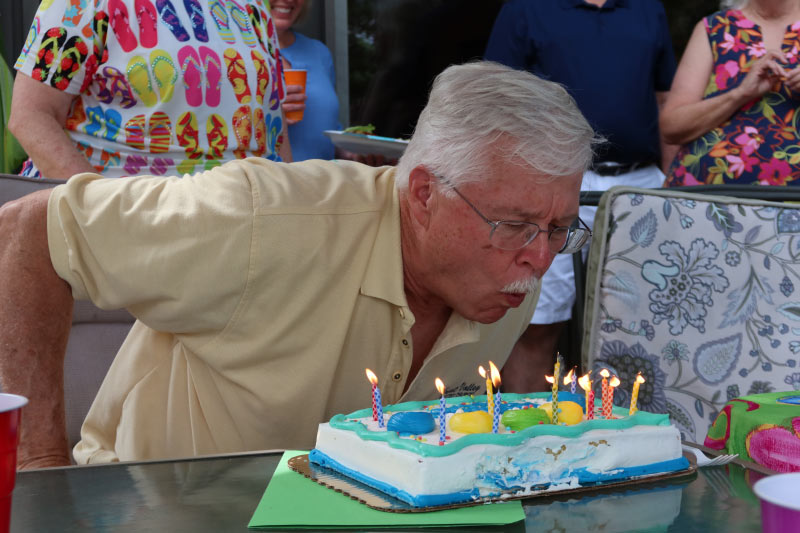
left=0, top=190, right=72, bottom=468
left=501, top=322, right=566, bottom=393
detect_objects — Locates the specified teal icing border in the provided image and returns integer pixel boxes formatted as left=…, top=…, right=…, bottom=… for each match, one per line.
left=328, top=392, right=672, bottom=457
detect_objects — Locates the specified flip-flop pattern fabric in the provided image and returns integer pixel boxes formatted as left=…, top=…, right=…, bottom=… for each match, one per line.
left=15, top=0, right=285, bottom=178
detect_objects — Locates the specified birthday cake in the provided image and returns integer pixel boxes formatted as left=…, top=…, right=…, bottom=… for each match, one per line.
left=704, top=391, right=800, bottom=473
left=309, top=392, right=690, bottom=507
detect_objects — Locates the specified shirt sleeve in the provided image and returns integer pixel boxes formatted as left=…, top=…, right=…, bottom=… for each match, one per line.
left=15, top=0, right=100, bottom=95
left=653, top=1, right=677, bottom=92
left=483, top=0, right=532, bottom=70
left=47, top=161, right=258, bottom=334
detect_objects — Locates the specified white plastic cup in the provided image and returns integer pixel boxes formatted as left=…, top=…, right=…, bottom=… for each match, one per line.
left=753, top=473, right=800, bottom=533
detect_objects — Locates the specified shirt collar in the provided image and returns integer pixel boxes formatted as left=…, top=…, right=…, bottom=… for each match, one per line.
left=359, top=169, right=481, bottom=348
left=360, top=168, right=408, bottom=308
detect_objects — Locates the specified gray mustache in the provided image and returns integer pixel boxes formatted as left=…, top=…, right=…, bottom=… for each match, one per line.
left=501, top=277, right=539, bottom=294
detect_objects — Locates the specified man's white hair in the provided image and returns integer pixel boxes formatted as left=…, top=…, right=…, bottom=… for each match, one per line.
left=395, top=61, right=601, bottom=190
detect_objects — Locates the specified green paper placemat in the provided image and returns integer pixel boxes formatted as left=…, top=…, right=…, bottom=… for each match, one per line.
left=248, top=451, right=524, bottom=529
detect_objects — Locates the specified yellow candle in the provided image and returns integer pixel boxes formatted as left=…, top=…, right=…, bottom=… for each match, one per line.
left=629, top=372, right=646, bottom=415
left=479, top=365, right=494, bottom=415
left=552, top=354, right=561, bottom=424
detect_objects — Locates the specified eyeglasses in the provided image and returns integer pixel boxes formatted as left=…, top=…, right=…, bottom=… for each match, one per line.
left=444, top=182, right=592, bottom=254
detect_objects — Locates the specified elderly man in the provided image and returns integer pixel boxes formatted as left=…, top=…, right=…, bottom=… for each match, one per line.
left=0, top=61, right=596, bottom=468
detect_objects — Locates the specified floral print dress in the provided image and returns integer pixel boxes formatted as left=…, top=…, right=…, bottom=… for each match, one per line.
left=665, top=10, right=800, bottom=186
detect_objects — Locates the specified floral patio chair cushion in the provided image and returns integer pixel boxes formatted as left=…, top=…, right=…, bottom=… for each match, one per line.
left=581, top=186, right=800, bottom=442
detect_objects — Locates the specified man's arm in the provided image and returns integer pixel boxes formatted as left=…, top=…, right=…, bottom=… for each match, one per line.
left=0, top=190, right=73, bottom=468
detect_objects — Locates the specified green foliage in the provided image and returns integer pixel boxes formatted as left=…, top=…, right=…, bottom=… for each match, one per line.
left=0, top=49, right=26, bottom=174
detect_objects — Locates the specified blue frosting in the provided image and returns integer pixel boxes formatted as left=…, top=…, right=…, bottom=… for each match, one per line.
left=387, top=411, right=435, bottom=435
left=547, top=391, right=586, bottom=411
left=309, top=449, right=690, bottom=508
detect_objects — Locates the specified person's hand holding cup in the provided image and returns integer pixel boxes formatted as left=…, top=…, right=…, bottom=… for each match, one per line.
left=282, top=69, right=307, bottom=125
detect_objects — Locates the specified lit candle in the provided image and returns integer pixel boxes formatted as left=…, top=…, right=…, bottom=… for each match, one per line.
left=629, top=372, right=646, bottom=415
left=552, top=354, right=562, bottom=425
left=600, top=369, right=610, bottom=419
left=578, top=373, right=594, bottom=420
left=606, top=375, right=620, bottom=419
left=490, top=361, right=502, bottom=405
left=365, top=368, right=384, bottom=428
left=490, top=362, right=502, bottom=433
left=435, top=378, right=447, bottom=445
left=563, top=367, right=576, bottom=394
left=479, top=365, right=493, bottom=416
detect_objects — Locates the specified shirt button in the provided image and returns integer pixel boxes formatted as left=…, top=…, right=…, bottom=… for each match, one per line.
left=402, top=339, right=409, bottom=346
left=392, top=372, right=402, bottom=382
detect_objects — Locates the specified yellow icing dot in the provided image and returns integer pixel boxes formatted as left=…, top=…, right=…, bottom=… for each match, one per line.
left=540, top=401, right=583, bottom=425
left=449, top=410, right=493, bottom=433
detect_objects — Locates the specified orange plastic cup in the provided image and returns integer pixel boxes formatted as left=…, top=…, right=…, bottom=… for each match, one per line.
left=0, top=394, right=27, bottom=533
left=283, top=69, right=307, bottom=122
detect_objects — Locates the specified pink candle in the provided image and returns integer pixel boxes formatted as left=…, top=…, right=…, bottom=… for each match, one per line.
left=365, top=368, right=384, bottom=427
left=586, top=389, right=595, bottom=420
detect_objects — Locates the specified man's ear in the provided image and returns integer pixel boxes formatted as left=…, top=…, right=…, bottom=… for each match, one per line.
left=407, top=166, right=436, bottom=228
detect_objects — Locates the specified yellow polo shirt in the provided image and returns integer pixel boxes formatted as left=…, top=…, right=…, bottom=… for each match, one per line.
left=47, top=158, right=538, bottom=463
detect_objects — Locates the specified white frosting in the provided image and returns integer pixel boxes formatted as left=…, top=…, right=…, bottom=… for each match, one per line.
left=314, top=413, right=684, bottom=501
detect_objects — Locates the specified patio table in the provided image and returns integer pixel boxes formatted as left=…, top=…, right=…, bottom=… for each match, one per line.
left=10, top=447, right=768, bottom=532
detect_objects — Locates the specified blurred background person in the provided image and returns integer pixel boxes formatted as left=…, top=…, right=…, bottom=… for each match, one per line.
left=484, top=0, right=676, bottom=390
left=274, top=0, right=341, bottom=161
left=662, top=0, right=800, bottom=186
left=10, top=0, right=289, bottom=180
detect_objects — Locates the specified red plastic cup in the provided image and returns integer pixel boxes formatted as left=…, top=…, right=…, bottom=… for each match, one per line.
left=0, top=394, right=27, bottom=533
left=753, top=473, right=800, bottom=533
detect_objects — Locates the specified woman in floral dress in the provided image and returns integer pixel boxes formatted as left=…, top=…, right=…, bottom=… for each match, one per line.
left=662, top=0, right=800, bottom=186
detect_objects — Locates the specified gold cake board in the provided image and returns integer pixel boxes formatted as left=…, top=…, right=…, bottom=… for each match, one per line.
left=287, top=454, right=697, bottom=513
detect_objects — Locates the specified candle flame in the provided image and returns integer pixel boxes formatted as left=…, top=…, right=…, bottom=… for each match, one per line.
left=365, top=368, right=378, bottom=386
left=489, top=361, right=501, bottom=388
left=635, top=372, right=646, bottom=384
left=478, top=365, right=487, bottom=378
left=609, top=376, right=621, bottom=388
left=578, top=373, right=592, bottom=391
left=599, top=368, right=610, bottom=378
left=545, top=375, right=554, bottom=384
left=563, top=367, right=575, bottom=386
left=435, top=377, right=446, bottom=396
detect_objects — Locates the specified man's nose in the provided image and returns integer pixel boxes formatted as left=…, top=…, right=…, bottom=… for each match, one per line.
left=515, top=232, right=556, bottom=276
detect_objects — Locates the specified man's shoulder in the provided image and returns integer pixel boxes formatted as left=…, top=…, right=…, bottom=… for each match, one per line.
left=242, top=159, right=395, bottom=214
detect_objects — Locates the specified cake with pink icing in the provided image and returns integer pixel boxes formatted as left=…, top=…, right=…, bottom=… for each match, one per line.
left=705, top=391, right=800, bottom=473
left=309, top=392, right=690, bottom=507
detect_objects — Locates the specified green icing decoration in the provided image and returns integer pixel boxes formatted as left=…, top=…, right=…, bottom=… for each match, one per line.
left=330, top=392, right=670, bottom=458
left=501, top=407, right=550, bottom=430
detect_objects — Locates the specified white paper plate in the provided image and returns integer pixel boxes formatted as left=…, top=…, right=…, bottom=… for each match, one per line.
left=324, top=130, right=409, bottom=159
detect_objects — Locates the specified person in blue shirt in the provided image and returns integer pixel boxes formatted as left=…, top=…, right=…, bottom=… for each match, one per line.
left=274, top=0, right=341, bottom=161
left=485, top=0, right=677, bottom=391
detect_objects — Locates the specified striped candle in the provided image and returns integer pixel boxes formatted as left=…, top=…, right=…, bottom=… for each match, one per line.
left=374, top=386, right=385, bottom=428
left=552, top=354, right=562, bottom=425
left=435, top=378, right=446, bottom=445
left=600, top=369, right=610, bottom=419
left=492, top=390, right=501, bottom=433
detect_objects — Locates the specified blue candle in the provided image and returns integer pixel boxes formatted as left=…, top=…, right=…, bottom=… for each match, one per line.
left=435, top=378, right=446, bottom=445
left=374, top=386, right=385, bottom=428
left=492, top=390, right=501, bottom=433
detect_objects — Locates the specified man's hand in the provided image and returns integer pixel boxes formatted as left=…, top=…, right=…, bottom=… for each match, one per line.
left=0, top=190, right=73, bottom=469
